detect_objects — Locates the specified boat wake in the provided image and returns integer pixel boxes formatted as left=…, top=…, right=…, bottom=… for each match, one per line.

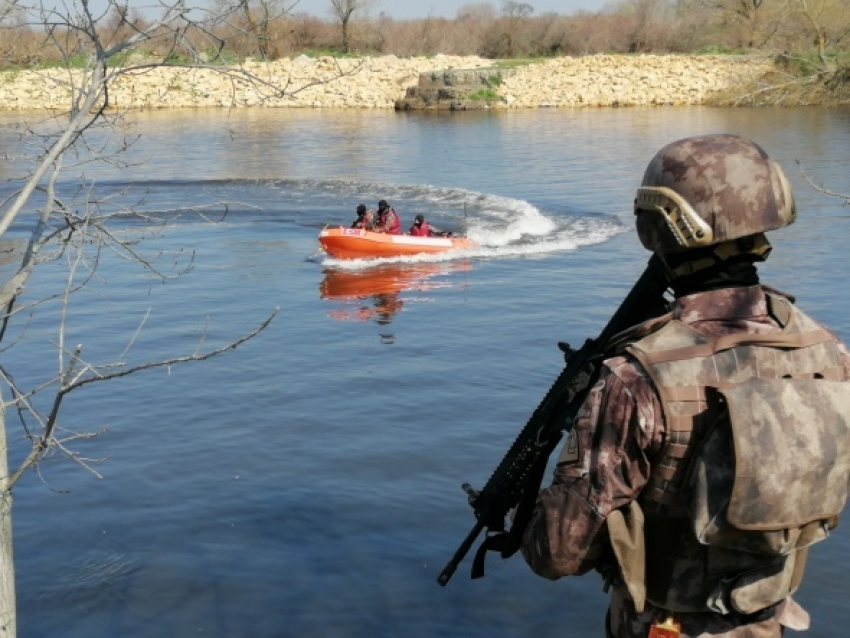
left=306, top=181, right=626, bottom=268
left=81, top=177, right=625, bottom=268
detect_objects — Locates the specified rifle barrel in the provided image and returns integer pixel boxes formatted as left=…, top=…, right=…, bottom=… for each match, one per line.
left=437, top=520, right=485, bottom=586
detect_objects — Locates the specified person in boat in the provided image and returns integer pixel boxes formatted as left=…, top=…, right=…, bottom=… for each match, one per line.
left=409, top=213, right=453, bottom=238
left=518, top=134, right=850, bottom=638
left=372, top=199, right=401, bottom=235
left=409, top=214, right=430, bottom=236
left=351, top=203, right=375, bottom=230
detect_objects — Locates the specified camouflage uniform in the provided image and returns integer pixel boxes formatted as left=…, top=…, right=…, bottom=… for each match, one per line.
left=520, top=285, right=850, bottom=637
left=352, top=209, right=376, bottom=230
left=373, top=203, right=401, bottom=234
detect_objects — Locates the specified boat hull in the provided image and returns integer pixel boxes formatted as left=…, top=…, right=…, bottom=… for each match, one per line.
left=318, top=227, right=475, bottom=259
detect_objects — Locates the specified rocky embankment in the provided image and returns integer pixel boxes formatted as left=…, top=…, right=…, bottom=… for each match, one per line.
left=0, top=53, right=803, bottom=110
left=399, top=55, right=775, bottom=109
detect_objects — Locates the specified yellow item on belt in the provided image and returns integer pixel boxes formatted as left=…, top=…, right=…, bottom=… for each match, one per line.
left=648, top=616, right=681, bottom=638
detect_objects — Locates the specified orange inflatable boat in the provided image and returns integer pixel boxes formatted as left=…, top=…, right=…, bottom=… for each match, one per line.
left=318, top=227, right=476, bottom=260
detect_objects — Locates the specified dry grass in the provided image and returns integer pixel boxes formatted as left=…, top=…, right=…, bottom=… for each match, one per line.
left=709, top=66, right=850, bottom=106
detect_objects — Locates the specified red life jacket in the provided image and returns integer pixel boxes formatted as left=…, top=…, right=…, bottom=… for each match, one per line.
left=379, top=208, right=401, bottom=235
left=410, top=221, right=430, bottom=236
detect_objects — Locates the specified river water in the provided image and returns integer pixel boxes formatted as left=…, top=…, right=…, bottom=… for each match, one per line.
left=1, top=105, right=849, bottom=637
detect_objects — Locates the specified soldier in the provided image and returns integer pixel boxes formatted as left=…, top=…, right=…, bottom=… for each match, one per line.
left=373, top=199, right=401, bottom=235
left=520, top=134, right=850, bottom=637
left=351, top=203, right=375, bottom=230
left=409, top=214, right=430, bottom=236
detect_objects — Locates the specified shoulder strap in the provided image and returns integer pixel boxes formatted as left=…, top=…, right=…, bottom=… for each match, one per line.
left=636, top=304, right=835, bottom=366
left=605, top=312, right=674, bottom=356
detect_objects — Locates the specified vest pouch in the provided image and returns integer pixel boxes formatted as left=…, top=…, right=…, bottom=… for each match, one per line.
left=607, top=501, right=646, bottom=612
left=689, top=378, right=850, bottom=555
left=707, top=556, right=790, bottom=615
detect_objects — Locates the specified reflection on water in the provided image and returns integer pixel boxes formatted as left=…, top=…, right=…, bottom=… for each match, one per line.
left=320, top=261, right=472, bottom=330
left=5, top=106, right=850, bottom=638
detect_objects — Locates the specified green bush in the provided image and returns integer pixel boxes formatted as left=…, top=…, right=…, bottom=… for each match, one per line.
left=775, top=53, right=831, bottom=76
left=493, top=58, right=539, bottom=69
left=696, top=45, right=747, bottom=55
left=204, top=49, right=242, bottom=65
left=467, top=88, right=500, bottom=101
left=164, top=53, right=195, bottom=66
left=300, top=49, right=362, bottom=59
left=40, top=53, right=92, bottom=69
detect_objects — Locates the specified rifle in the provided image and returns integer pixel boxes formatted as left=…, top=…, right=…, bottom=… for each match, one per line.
left=437, top=254, right=671, bottom=586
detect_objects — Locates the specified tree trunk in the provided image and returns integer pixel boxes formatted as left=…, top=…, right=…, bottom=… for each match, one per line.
left=0, top=402, right=15, bottom=637
left=816, top=30, right=827, bottom=67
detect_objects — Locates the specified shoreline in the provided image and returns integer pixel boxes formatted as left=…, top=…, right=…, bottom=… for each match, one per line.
left=0, top=54, right=845, bottom=110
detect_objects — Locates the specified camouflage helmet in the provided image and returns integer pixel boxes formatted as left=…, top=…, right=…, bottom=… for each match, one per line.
left=635, top=134, right=796, bottom=255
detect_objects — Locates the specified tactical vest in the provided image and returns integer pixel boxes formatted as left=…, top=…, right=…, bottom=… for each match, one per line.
left=620, top=292, right=850, bottom=615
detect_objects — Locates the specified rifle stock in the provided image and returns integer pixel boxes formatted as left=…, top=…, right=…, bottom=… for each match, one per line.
left=438, top=254, right=670, bottom=586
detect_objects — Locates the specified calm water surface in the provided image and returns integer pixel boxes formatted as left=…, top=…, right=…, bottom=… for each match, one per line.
left=1, top=105, right=849, bottom=637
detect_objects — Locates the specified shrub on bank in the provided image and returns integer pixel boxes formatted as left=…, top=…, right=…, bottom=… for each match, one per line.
left=1, top=2, right=847, bottom=72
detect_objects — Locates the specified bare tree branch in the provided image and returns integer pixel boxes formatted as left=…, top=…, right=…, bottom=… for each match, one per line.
left=0, top=4, right=302, bottom=627
left=798, top=161, right=850, bottom=203
left=5, top=307, right=277, bottom=488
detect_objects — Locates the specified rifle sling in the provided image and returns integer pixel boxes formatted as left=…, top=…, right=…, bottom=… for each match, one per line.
left=471, top=435, right=561, bottom=578
left=472, top=533, right=505, bottom=578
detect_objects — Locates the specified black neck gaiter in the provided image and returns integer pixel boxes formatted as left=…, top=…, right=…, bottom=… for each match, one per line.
left=666, top=253, right=761, bottom=298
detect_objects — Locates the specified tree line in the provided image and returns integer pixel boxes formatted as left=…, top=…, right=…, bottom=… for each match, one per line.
left=0, top=0, right=848, bottom=71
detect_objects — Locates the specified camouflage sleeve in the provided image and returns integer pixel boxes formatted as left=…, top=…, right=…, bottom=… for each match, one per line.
left=520, top=356, right=661, bottom=580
